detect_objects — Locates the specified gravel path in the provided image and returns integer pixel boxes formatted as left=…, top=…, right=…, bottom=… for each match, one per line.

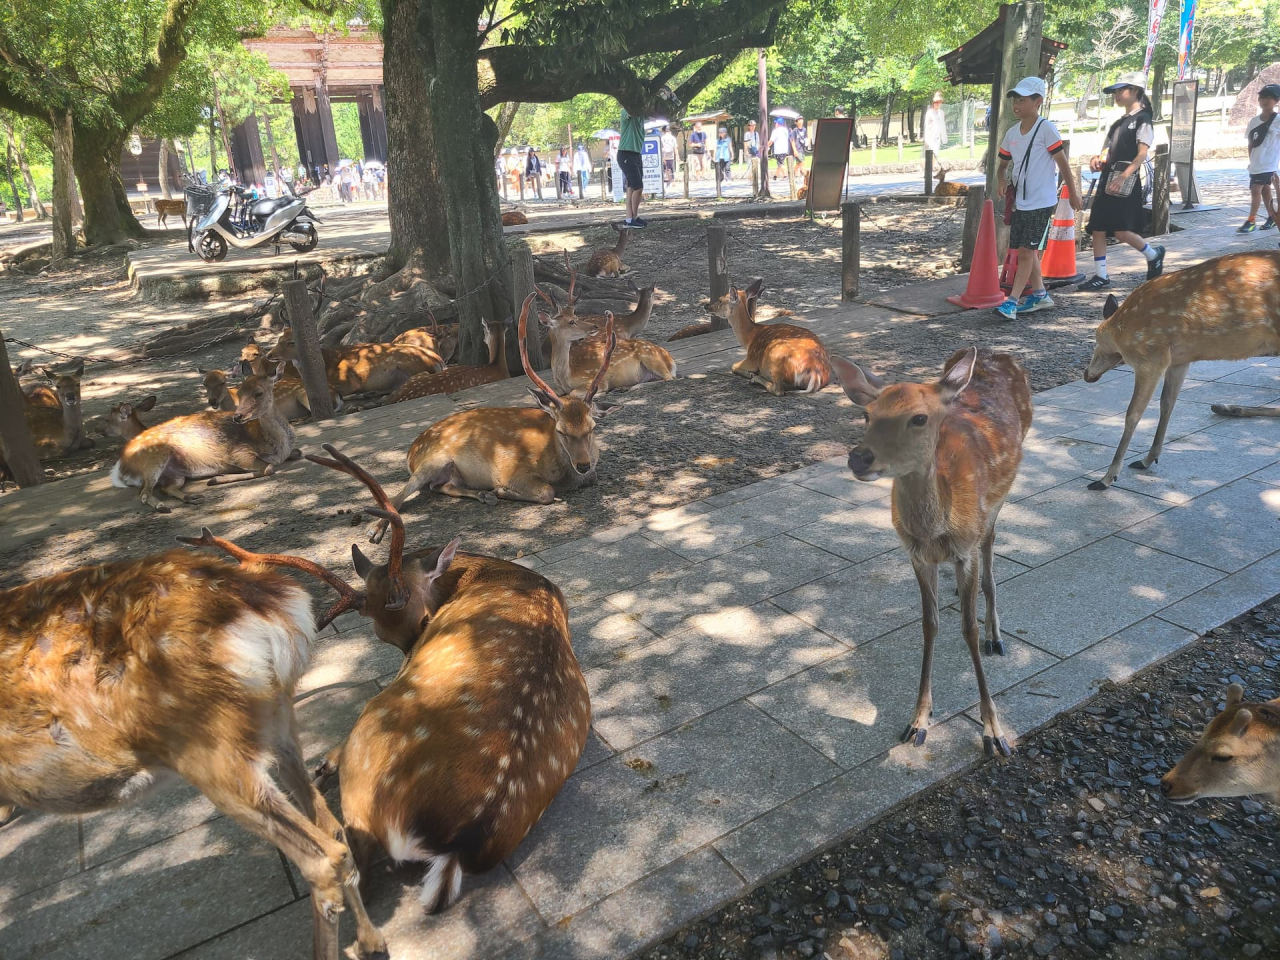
left=640, top=597, right=1280, bottom=960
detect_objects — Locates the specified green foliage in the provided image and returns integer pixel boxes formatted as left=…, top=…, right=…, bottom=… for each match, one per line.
left=332, top=102, right=366, bottom=160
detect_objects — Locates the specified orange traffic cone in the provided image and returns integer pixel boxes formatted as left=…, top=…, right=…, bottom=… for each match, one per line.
left=948, top=199, right=1006, bottom=309
left=998, top=249, right=1021, bottom=290
left=1041, top=184, right=1085, bottom=288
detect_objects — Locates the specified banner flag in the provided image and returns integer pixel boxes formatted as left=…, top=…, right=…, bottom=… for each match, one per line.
left=1177, top=0, right=1198, bottom=80
left=1143, top=0, right=1168, bottom=75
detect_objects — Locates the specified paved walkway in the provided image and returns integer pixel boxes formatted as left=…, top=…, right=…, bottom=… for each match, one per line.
left=4, top=223, right=1280, bottom=960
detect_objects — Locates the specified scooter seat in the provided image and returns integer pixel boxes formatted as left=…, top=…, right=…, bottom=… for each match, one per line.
left=249, top=197, right=293, bottom=218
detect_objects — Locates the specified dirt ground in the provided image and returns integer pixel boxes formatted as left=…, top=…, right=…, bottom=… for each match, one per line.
left=641, top=595, right=1280, bottom=960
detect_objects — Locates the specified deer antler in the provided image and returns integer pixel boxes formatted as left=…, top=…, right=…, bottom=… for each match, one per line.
left=562, top=251, right=578, bottom=307
left=428, top=309, right=439, bottom=337
left=304, top=443, right=408, bottom=610
left=177, top=526, right=364, bottom=629
left=535, top=283, right=560, bottom=313
left=518, top=291, right=563, bottom=407
left=583, top=315, right=617, bottom=404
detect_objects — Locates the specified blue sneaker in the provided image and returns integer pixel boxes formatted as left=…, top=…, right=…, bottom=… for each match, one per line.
left=994, top=298, right=1018, bottom=320
left=1016, top=291, right=1054, bottom=314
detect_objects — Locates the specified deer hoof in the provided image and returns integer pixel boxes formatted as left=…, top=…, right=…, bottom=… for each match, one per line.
left=901, top=725, right=928, bottom=747
left=1128, top=457, right=1153, bottom=471
left=1087, top=479, right=1110, bottom=491
left=984, top=636, right=1006, bottom=656
left=478, top=491, right=498, bottom=506
left=313, top=757, right=338, bottom=785
left=983, top=735, right=1014, bottom=758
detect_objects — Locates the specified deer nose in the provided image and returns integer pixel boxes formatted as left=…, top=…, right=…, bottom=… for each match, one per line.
left=574, top=462, right=592, bottom=475
left=847, top=446, right=875, bottom=475
left=1159, top=776, right=1173, bottom=795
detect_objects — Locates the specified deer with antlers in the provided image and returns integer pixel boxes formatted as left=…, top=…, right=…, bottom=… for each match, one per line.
left=110, top=359, right=301, bottom=511
left=834, top=347, right=1033, bottom=757
left=216, top=445, right=588, bottom=912
left=1082, top=251, right=1280, bottom=490
left=365, top=293, right=617, bottom=530
left=268, top=328, right=445, bottom=397
left=726, top=279, right=832, bottom=395
left=0, top=537, right=386, bottom=959
left=385, top=318, right=510, bottom=404
left=585, top=222, right=631, bottom=277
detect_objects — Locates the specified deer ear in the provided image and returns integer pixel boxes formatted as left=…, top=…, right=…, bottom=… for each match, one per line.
left=1226, top=683, right=1245, bottom=706
left=1231, top=708, right=1254, bottom=737
left=352, top=544, right=374, bottom=579
left=832, top=355, right=883, bottom=407
left=746, top=277, right=764, bottom=299
left=38, top=366, right=54, bottom=380
left=938, top=347, right=978, bottom=402
left=529, top=386, right=560, bottom=416
left=1103, top=294, right=1120, bottom=320
left=137, top=395, right=157, bottom=412
left=69, top=360, right=84, bottom=379
left=590, top=399, right=620, bottom=419
left=425, top=536, right=461, bottom=587
left=267, top=358, right=286, bottom=382
left=239, top=359, right=255, bottom=378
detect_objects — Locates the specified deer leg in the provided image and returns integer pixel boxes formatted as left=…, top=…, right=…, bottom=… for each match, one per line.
left=1212, top=403, right=1280, bottom=418
left=425, top=460, right=499, bottom=506
left=368, top=469, right=431, bottom=543
left=731, top=358, right=758, bottom=377
left=903, top=559, right=939, bottom=747
left=957, top=552, right=1013, bottom=757
left=1131, top=362, right=1188, bottom=471
left=1090, top=366, right=1161, bottom=490
left=207, top=459, right=278, bottom=487
left=980, top=523, right=1004, bottom=656
left=493, top=477, right=558, bottom=504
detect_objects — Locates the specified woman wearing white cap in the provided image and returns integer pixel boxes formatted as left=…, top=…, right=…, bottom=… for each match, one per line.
left=1077, top=72, right=1165, bottom=291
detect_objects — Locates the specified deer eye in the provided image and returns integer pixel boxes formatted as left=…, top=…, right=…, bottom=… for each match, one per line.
left=862, top=411, right=870, bottom=424
left=910, top=414, right=928, bottom=427
left=1211, top=755, right=1233, bottom=763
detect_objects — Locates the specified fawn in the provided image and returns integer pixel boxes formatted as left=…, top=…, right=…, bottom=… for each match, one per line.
left=1163, top=684, right=1280, bottom=805
left=0, top=543, right=385, bottom=958
left=90, top=395, right=157, bottom=443
left=386, top=318, right=509, bottom=404
left=727, top=279, right=831, bottom=395
left=269, top=328, right=444, bottom=397
left=111, top=360, right=301, bottom=511
left=201, top=364, right=342, bottom=420
left=834, top=347, right=1033, bottom=757
left=1083, top=251, right=1280, bottom=490
left=367, top=293, right=617, bottom=533
left=585, top=222, right=631, bottom=277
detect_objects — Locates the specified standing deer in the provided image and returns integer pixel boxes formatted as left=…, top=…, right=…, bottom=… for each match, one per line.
left=1162, top=684, right=1280, bottom=805
left=252, top=445, right=586, bottom=911
left=110, top=360, right=301, bottom=511
left=1083, top=251, right=1280, bottom=490
left=268, top=328, right=444, bottom=397
left=385, top=318, right=510, bottom=404
left=726, top=279, right=832, bottom=395
left=834, top=347, right=1033, bottom=757
left=366, top=293, right=617, bottom=535
left=0, top=543, right=385, bottom=959
left=585, top=222, right=631, bottom=277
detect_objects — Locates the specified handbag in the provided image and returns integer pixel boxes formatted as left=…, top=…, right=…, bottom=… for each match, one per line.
left=1105, top=169, right=1138, bottom=197
left=1003, top=118, right=1044, bottom=225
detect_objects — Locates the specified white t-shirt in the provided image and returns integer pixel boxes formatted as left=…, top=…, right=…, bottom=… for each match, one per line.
left=999, top=118, right=1064, bottom=211
left=923, top=107, right=948, bottom=154
left=1247, top=113, right=1280, bottom=175
left=661, top=132, right=677, bottom=158
left=769, top=126, right=790, bottom=156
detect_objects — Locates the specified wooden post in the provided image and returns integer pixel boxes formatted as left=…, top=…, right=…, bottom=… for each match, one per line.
left=757, top=47, right=771, bottom=199
left=281, top=279, right=335, bottom=421
left=960, top=184, right=987, bottom=273
left=681, top=131, right=690, bottom=200
left=707, top=224, right=729, bottom=304
left=924, top=149, right=934, bottom=195
left=0, top=333, right=42, bottom=487
left=897, top=135, right=903, bottom=162
left=841, top=202, right=860, bottom=301
left=715, top=158, right=723, bottom=199
left=1150, top=143, right=1171, bottom=237
left=507, top=241, right=544, bottom=374
left=785, top=156, right=795, bottom=199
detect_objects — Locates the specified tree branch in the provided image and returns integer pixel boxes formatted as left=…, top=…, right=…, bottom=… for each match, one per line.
left=649, top=8, right=779, bottom=91
left=120, top=0, right=206, bottom=128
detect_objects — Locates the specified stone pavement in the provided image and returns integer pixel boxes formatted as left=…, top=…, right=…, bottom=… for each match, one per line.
left=4, top=220, right=1280, bottom=960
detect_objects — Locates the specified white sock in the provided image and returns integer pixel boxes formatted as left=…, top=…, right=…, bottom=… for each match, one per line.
left=1140, top=243, right=1159, bottom=262
left=1094, top=256, right=1108, bottom=279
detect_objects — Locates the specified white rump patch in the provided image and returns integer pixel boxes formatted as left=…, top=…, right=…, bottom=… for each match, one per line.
left=109, top=461, right=136, bottom=489
left=216, top=586, right=315, bottom=690
left=420, top=853, right=463, bottom=911
left=385, top=823, right=432, bottom=863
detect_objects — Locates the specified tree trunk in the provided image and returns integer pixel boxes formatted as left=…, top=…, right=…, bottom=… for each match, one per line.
left=72, top=124, right=146, bottom=245
left=208, top=120, right=219, bottom=176
left=381, top=0, right=451, bottom=275
left=907, top=100, right=916, bottom=141
left=3, top=139, right=22, bottom=221
left=1075, top=75, right=1093, bottom=120
left=493, top=101, right=521, bottom=155
left=1151, top=61, right=1166, bottom=121
left=212, top=79, right=235, bottom=175
left=50, top=108, right=81, bottom=255
left=880, top=88, right=896, bottom=142
left=158, top=138, right=173, bottom=199
left=261, top=111, right=282, bottom=179
left=6, top=126, right=48, bottom=219
left=757, top=47, right=770, bottom=198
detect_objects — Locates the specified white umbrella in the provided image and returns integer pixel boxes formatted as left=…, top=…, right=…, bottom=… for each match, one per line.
left=645, top=118, right=669, bottom=130
left=591, top=129, right=620, bottom=139
left=769, top=107, right=802, bottom=119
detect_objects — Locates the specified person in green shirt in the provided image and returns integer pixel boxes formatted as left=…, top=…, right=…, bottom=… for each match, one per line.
left=618, top=107, right=647, bottom=228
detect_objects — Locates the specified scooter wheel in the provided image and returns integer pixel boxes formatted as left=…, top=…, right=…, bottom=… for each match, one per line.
left=196, top=231, right=227, bottom=263
left=289, top=223, right=318, bottom=253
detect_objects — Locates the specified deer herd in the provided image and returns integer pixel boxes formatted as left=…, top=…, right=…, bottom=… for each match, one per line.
left=2, top=226, right=1279, bottom=958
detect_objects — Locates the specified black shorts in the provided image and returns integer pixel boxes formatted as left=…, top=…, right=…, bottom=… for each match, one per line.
left=617, top=150, right=643, bottom=190
left=1009, top=205, right=1054, bottom=250
left=1250, top=171, right=1278, bottom=186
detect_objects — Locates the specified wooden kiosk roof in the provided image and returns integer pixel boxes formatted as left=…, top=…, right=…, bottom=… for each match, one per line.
left=937, top=7, right=1066, bottom=86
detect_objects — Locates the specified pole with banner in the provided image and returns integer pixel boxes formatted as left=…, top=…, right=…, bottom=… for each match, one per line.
left=1143, top=0, right=1168, bottom=75
left=1176, top=0, right=1198, bottom=80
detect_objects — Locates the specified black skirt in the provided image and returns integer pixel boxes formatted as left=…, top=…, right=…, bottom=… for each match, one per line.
left=1086, top=167, right=1145, bottom=234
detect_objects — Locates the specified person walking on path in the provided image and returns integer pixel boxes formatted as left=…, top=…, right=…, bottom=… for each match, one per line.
left=924, top=91, right=948, bottom=157
left=790, top=117, right=808, bottom=159
left=524, top=146, right=543, bottom=197
left=743, top=119, right=761, bottom=185
left=575, top=141, right=592, bottom=194
left=618, top=106, right=647, bottom=228
left=994, top=77, right=1083, bottom=321
left=688, top=121, right=708, bottom=180
left=660, top=125, right=677, bottom=184
left=714, top=127, right=733, bottom=183
left=556, top=147, right=572, bottom=198
left=1077, top=72, right=1165, bottom=290
left=769, top=117, right=790, bottom=179
left=1240, top=83, right=1280, bottom=233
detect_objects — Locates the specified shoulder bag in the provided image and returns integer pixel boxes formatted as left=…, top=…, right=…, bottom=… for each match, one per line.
left=1004, top=118, right=1044, bottom=225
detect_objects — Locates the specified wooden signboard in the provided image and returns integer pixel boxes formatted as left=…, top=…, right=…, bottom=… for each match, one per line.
left=1170, top=79, right=1197, bottom=165
left=805, top=118, right=854, bottom=213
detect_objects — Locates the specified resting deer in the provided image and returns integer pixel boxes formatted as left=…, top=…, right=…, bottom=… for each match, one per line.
left=201, top=364, right=343, bottom=420
left=1162, top=683, right=1280, bottom=805
left=257, top=446, right=586, bottom=911
left=19, top=361, right=94, bottom=455
left=571, top=284, right=656, bottom=341
left=933, top=168, right=969, bottom=197
left=727, top=279, right=832, bottom=395
left=111, top=360, right=301, bottom=511
left=386, top=318, right=509, bottom=404
left=585, top=222, right=630, bottom=277
left=0, top=540, right=385, bottom=959
left=834, top=347, right=1033, bottom=757
left=269, top=328, right=444, bottom=397
left=366, top=293, right=617, bottom=535
left=392, top=313, right=459, bottom=364
left=1083, top=251, right=1280, bottom=490
left=91, top=395, right=157, bottom=443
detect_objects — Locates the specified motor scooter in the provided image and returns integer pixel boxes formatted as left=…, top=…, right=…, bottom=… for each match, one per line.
left=191, top=185, right=321, bottom=263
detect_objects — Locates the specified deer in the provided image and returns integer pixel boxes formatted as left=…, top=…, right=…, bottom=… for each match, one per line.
left=570, top=284, right=656, bottom=341
left=392, top=313, right=459, bottom=364
left=240, top=340, right=271, bottom=376
left=201, top=364, right=343, bottom=421
left=669, top=289, right=796, bottom=342
left=19, top=361, right=95, bottom=455
left=0, top=540, right=386, bottom=959
left=365, top=293, right=617, bottom=535
left=726, top=279, right=832, bottom=395
left=585, top=222, right=631, bottom=277
left=1082, top=251, right=1280, bottom=491
left=833, top=346, right=1033, bottom=758
left=933, top=168, right=969, bottom=197
left=223, top=445, right=587, bottom=912
left=90, top=395, right=157, bottom=443
left=268, top=327, right=444, bottom=397
left=110, top=359, right=301, bottom=512
left=385, top=318, right=509, bottom=404
left=501, top=209, right=529, bottom=226
left=1162, top=684, right=1280, bottom=805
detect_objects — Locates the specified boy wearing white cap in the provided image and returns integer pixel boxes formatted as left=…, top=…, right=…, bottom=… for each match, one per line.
left=994, top=77, right=1083, bottom=320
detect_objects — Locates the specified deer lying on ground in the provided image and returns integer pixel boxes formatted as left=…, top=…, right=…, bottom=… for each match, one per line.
left=201, top=364, right=343, bottom=420
left=269, top=327, right=444, bottom=397
left=91, top=395, right=157, bottom=443
left=571, top=284, right=656, bottom=340
left=501, top=209, right=529, bottom=226
left=727, top=279, right=832, bottom=395
left=18, top=361, right=95, bottom=455
left=1083, top=251, right=1280, bottom=490
left=933, top=169, right=969, bottom=197
left=245, top=445, right=586, bottom=911
left=392, top=313, right=459, bottom=364
left=666, top=289, right=793, bottom=342
left=835, top=347, right=1033, bottom=757
left=111, top=360, right=301, bottom=511
left=385, top=318, right=509, bottom=404
left=585, top=222, right=631, bottom=277
left=0, top=540, right=385, bottom=959
left=366, top=293, right=617, bottom=535
left=1162, top=683, right=1280, bottom=805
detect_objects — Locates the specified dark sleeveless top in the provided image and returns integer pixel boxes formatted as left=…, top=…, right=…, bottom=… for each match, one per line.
left=1105, top=108, right=1153, bottom=167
